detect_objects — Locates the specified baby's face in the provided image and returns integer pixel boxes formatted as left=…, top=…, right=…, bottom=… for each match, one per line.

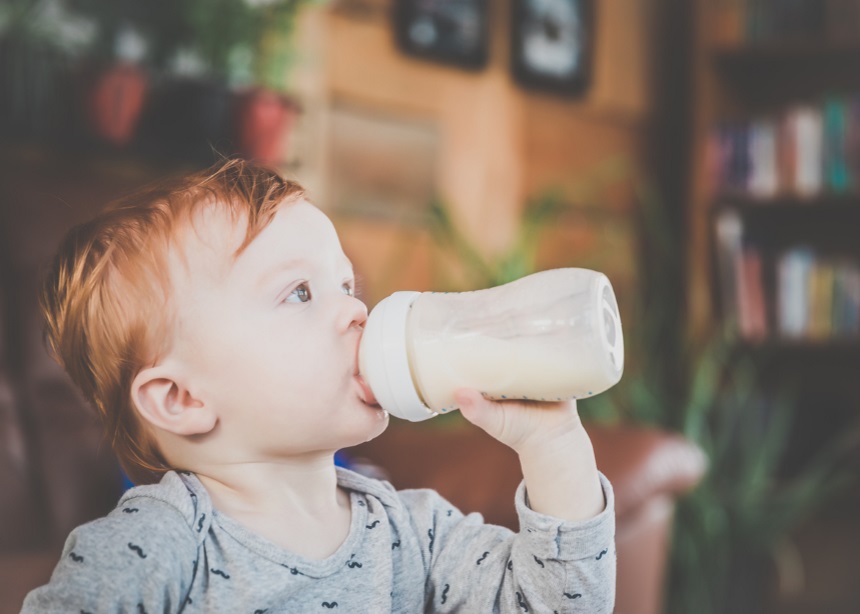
left=167, top=199, right=388, bottom=459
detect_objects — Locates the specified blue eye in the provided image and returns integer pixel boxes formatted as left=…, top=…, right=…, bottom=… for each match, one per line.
left=342, top=282, right=355, bottom=297
left=285, top=283, right=312, bottom=303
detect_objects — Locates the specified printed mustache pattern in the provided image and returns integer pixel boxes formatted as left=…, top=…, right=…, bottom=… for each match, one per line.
left=122, top=507, right=139, bottom=514
left=595, top=548, right=608, bottom=560
left=476, top=551, right=489, bottom=565
left=69, top=552, right=84, bottom=563
left=441, top=584, right=450, bottom=604
left=563, top=592, right=582, bottom=599
left=210, top=568, right=230, bottom=579
left=127, top=543, right=147, bottom=559
left=321, top=602, right=338, bottom=608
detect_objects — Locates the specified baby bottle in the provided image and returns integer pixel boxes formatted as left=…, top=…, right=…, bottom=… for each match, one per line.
left=358, top=268, right=624, bottom=421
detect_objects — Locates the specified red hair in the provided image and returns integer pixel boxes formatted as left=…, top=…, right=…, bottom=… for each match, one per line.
left=40, top=158, right=306, bottom=484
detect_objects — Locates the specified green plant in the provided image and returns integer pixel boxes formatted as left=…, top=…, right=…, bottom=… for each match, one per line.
left=58, top=0, right=318, bottom=90
left=183, top=0, right=316, bottom=91
left=427, top=156, right=631, bottom=291
left=661, top=336, right=857, bottom=614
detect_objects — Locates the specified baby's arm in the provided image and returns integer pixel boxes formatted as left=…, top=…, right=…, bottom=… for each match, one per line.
left=21, top=499, right=198, bottom=613
left=399, top=474, right=615, bottom=613
left=455, top=389, right=605, bottom=522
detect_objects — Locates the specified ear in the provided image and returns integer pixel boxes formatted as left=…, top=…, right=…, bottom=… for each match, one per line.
left=131, top=365, right=217, bottom=436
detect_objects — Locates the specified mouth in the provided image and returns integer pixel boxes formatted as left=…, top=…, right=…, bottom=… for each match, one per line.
left=355, top=373, right=380, bottom=407
left=354, top=330, right=379, bottom=407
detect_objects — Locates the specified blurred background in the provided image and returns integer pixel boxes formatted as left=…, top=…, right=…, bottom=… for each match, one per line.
left=2, top=0, right=860, bottom=612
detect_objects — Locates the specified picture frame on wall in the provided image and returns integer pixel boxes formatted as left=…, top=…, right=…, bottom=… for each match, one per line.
left=510, top=0, right=593, bottom=96
left=393, top=0, right=490, bottom=70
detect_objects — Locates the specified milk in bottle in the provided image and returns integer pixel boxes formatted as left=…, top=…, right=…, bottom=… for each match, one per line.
left=358, top=268, right=624, bottom=421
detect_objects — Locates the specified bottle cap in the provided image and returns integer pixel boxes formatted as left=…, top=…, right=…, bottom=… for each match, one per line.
left=359, top=291, right=437, bottom=422
left=596, top=274, right=624, bottom=383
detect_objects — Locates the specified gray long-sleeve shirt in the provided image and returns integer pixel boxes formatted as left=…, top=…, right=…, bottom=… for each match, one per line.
left=22, top=467, right=616, bottom=613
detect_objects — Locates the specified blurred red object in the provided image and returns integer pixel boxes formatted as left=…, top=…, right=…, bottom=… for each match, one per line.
left=84, top=63, right=148, bottom=147
left=234, top=88, right=298, bottom=165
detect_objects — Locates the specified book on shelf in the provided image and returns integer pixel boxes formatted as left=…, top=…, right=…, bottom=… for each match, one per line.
left=777, top=246, right=814, bottom=338
left=738, top=246, right=768, bottom=340
left=776, top=248, right=860, bottom=340
left=794, top=105, right=825, bottom=197
left=714, top=209, right=744, bottom=324
left=715, top=209, right=768, bottom=339
left=707, top=94, right=860, bottom=200
left=715, top=212, right=860, bottom=342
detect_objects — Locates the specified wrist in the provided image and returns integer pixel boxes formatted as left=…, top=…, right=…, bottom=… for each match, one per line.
left=517, top=423, right=605, bottom=522
left=511, top=406, right=587, bottom=458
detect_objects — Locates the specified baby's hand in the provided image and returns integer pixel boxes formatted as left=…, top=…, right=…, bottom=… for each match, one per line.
left=454, top=389, right=584, bottom=455
left=456, top=388, right=604, bottom=522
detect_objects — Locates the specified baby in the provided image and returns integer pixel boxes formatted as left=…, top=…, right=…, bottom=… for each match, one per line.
left=23, top=158, right=616, bottom=612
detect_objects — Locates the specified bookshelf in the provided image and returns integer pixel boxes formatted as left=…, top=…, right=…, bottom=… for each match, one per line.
left=689, top=0, right=860, bottom=474
left=691, top=0, right=860, bottom=350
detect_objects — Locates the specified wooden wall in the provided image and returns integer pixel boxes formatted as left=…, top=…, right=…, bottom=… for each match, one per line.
left=288, top=0, right=661, bottom=306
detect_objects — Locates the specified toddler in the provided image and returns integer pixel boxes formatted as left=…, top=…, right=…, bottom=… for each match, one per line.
left=23, top=158, right=616, bottom=613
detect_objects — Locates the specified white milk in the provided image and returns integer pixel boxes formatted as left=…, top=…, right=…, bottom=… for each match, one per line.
left=408, top=333, right=608, bottom=413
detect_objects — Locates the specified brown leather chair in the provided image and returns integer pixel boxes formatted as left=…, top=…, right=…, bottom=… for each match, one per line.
left=352, top=420, right=706, bottom=614
left=0, top=152, right=707, bottom=613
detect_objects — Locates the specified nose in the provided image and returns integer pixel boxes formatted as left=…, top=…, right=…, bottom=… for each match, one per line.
left=338, top=293, right=368, bottom=332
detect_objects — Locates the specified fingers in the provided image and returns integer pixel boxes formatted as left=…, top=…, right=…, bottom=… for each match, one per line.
left=454, top=389, right=500, bottom=433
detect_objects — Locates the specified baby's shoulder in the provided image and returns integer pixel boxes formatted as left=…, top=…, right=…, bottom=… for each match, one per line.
left=91, top=470, right=212, bottom=546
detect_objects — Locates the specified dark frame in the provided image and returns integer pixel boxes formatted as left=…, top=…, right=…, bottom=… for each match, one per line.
left=393, top=0, right=490, bottom=70
left=510, top=0, right=593, bottom=96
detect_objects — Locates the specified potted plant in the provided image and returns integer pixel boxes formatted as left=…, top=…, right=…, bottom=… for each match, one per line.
left=228, top=0, right=310, bottom=165
left=64, top=0, right=152, bottom=148
left=139, top=0, right=313, bottom=165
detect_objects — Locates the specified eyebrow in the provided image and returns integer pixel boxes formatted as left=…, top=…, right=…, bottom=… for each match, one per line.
left=255, top=257, right=355, bottom=290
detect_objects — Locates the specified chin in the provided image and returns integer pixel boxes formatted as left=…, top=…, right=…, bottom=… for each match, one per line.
left=367, top=409, right=389, bottom=441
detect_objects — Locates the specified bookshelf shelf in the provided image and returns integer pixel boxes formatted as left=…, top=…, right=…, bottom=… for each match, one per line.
left=713, top=194, right=860, bottom=212
left=692, top=0, right=860, bottom=407
left=732, top=339, right=860, bottom=378
left=714, top=42, right=860, bottom=70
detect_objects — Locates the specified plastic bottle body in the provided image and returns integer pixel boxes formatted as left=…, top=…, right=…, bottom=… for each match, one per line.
left=359, top=268, right=624, bottom=422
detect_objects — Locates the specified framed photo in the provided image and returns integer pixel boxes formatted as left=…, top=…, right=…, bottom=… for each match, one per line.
left=393, top=0, right=490, bottom=70
left=511, top=0, right=593, bottom=96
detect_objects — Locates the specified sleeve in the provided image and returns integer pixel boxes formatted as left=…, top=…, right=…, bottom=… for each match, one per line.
left=399, top=472, right=616, bottom=614
left=21, top=498, right=199, bottom=614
